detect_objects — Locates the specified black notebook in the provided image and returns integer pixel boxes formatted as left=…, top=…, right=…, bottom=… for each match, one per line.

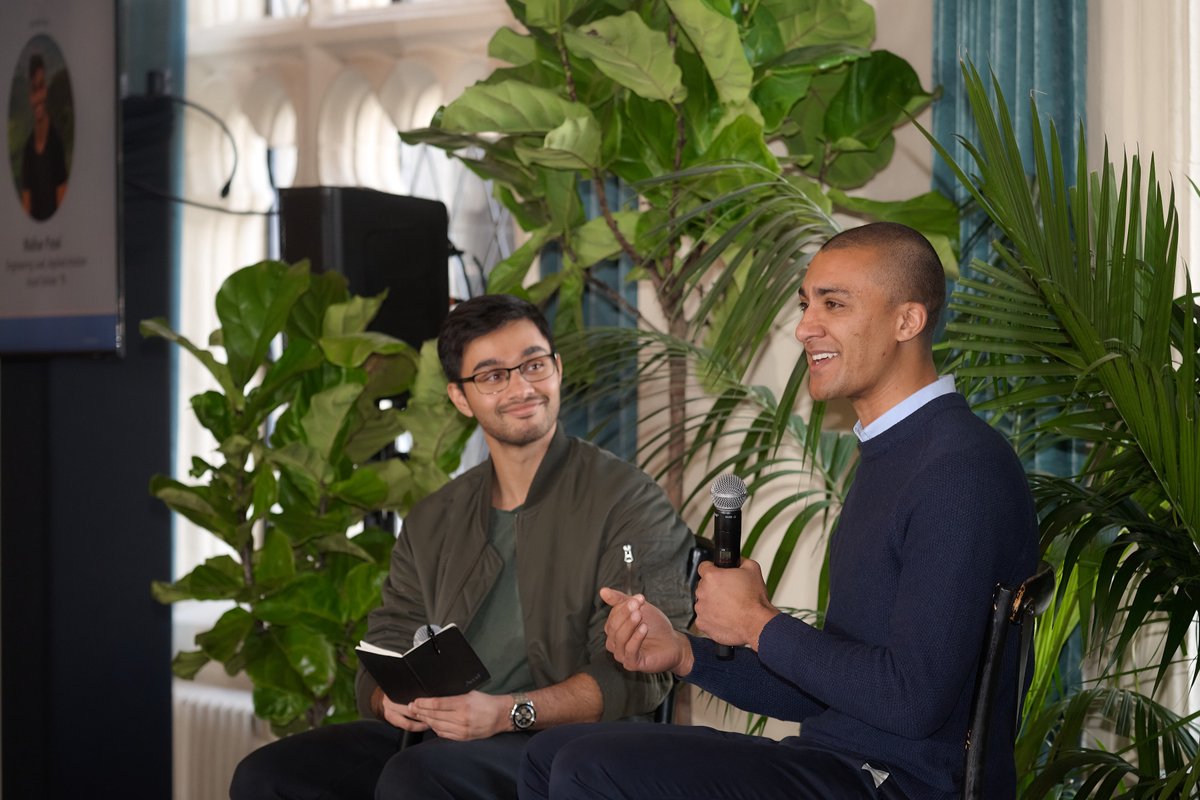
left=356, top=624, right=490, bottom=705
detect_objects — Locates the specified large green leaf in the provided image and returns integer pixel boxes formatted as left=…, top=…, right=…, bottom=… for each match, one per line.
left=822, top=133, right=895, bottom=189
left=140, top=318, right=238, bottom=405
left=488, top=27, right=537, bottom=66
left=666, top=0, right=753, bottom=106
left=270, top=506, right=359, bottom=545
left=251, top=685, right=311, bottom=728
left=825, top=50, right=931, bottom=152
left=515, top=114, right=603, bottom=169
left=764, top=0, right=875, bottom=50
left=564, top=13, right=686, bottom=104
left=525, top=0, right=586, bottom=32
left=753, top=65, right=814, bottom=132
left=567, top=211, right=640, bottom=267
left=341, top=561, right=388, bottom=623
left=254, top=574, right=342, bottom=626
left=250, top=466, right=278, bottom=525
left=246, top=339, right=325, bottom=420
left=322, top=293, right=384, bottom=338
left=488, top=225, right=554, bottom=294
left=216, top=260, right=310, bottom=391
left=359, top=347, right=420, bottom=403
left=286, top=269, right=348, bottom=344
left=156, top=555, right=245, bottom=602
left=267, top=442, right=333, bottom=503
left=440, top=81, right=594, bottom=135
left=254, top=528, right=297, bottom=588
left=327, top=468, right=390, bottom=508
left=171, top=649, right=211, bottom=680
left=275, top=624, right=337, bottom=696
left=149, top=476, right=238, bottom=542
left=320, top=332, right=414, bottom=369
left=301, top=383, right=362, bottom=462
left=343, top=406, right=408, bottom=465
left=196, top=606, right=254, bottom=662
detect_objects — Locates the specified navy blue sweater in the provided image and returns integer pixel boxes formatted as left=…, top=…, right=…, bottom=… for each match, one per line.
left=689, top=393, right=1039, bottom=799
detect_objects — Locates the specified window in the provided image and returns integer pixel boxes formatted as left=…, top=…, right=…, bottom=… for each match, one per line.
left=176, top=0, right=516, bottom=575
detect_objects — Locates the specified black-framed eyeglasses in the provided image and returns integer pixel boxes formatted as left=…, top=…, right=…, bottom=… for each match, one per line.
left=459, top=353, right=558, bottom=395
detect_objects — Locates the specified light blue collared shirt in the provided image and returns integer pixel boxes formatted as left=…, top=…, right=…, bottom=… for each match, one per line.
left=853, top=375, right=957, bottom=443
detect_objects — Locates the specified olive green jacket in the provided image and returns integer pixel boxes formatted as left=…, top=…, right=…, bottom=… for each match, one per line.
left=356, top=426, right=695, bottom=721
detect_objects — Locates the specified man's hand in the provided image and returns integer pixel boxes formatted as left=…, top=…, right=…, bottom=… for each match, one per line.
left=600, top=587, right=693, bottom=677
left=693, top=559, right=779, bottom=651
left=406, top=691, right=510, bottom=741
left=377, top=689, right=431, bottom=733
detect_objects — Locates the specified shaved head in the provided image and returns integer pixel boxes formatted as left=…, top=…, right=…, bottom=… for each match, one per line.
left=818, top=222, right=946, bottom=341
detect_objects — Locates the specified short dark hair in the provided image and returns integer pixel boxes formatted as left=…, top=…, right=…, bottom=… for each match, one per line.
left=437, top=294, right=555, bottom=382
left=820, top=221, right=946, bottom=338
left=28, top=54, right=45, bottom=80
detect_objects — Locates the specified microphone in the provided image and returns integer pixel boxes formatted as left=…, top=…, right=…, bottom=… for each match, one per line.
left=710, top=474, right=747, bottom=660
left=413, top=623, right=443, bottom=651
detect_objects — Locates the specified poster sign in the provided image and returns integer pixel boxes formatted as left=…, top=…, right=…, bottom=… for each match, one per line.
left=1, top=0, right=120, bottom=354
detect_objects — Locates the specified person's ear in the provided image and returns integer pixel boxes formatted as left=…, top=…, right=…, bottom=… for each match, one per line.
left=895, top=302, right=928, bottom=343
left=447, top=381, right=475, bottom=418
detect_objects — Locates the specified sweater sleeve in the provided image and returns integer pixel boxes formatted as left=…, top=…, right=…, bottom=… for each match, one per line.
left=750, top=450, right=1032, bottom=739
left=686, top=634, right=827, bottom=721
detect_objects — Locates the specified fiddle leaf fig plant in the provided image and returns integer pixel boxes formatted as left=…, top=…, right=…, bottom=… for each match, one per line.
left=402, top=0, right=958, bottom=509
left=143, top=259, right=474, bottom=734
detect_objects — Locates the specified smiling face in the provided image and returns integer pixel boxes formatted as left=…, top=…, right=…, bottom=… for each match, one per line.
left=447, top=319, right=561, bottom=449
left=795, top=245, right=931, bottom=426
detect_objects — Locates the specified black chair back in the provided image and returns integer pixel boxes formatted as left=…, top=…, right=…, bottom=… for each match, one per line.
left=962, top=560, right=1055, bottom=800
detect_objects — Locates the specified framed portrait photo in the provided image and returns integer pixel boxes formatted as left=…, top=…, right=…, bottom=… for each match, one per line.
left=1, top=0, right=121, bottom=354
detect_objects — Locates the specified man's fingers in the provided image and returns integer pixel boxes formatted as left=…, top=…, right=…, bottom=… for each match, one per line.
left=605, top=599, right=645, bottom=654
left=619, top=622, right=650, bottom=668
left=599, top=586, right=628, bottom=606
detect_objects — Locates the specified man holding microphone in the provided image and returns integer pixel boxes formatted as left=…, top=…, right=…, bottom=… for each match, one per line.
left=519, top=223, right=1039, bottom=800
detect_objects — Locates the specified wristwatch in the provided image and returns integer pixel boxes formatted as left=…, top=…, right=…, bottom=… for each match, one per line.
left=510, top=692, right=536, bottom=731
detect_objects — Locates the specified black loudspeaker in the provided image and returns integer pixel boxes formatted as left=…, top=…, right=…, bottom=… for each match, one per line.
left=278, top=187, right=450, bottom=348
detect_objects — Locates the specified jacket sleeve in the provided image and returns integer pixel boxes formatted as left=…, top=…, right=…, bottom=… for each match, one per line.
left=354, top=516, right=429, bottom=718
left=579, top=476, right=695, bottom=720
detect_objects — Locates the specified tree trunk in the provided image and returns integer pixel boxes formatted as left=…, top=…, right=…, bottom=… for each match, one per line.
left=666, top=314, right=688, bottom=509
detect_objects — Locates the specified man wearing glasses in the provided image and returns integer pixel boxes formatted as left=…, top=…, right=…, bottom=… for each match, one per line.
left=232, top=294, right=695, bottom=799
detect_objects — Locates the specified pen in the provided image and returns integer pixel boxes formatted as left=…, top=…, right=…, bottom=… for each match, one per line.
left=623, top=544, right=634, bottom=595
left=426, top=623, right=440, bottom=654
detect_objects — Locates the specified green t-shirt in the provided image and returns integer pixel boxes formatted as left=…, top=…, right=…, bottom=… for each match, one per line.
left=465, top=507, right=534, bottom=694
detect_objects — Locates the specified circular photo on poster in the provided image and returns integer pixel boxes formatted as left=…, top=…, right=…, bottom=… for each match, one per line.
left=7, top=34, right=74, bottom=222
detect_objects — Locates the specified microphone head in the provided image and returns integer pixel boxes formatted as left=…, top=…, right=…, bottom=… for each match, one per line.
left=413, top=623, right=443, bottom=648
left=710, top=474, right=747, bottom=512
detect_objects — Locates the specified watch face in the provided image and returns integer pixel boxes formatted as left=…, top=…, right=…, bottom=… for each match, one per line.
left=512, top=701, right=535, bottom=730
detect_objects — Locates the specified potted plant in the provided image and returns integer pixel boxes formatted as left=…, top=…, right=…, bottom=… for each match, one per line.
left=401, top=0, right=958, bottom=513
left=930, top=63, right=1200, bottom=798
left=144, top=259, right=474, bottom=734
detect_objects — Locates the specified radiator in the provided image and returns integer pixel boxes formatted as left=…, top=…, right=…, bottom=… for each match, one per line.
left=173, top=680, right=274, bottom=800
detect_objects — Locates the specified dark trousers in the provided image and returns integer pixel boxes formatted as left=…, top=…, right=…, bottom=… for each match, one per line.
left=518, top=722, right=918, bottom=800
left=230, top=720, right=532, bottom=799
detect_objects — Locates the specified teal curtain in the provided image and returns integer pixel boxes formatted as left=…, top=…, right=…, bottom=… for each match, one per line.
left=933, top=0, right=1087, bottom=480
left=933, top=0, right=1087, bottom=199
left=541, top=177, right=640, bottom=462
left=932, top=0, right=1087, bottom=692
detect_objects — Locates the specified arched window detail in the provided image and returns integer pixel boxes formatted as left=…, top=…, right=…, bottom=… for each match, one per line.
left=179, top=1, right=516, bottom=578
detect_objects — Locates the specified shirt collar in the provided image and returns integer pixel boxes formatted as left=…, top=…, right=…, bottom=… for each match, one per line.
left=853, top=375, right=957, bottom=443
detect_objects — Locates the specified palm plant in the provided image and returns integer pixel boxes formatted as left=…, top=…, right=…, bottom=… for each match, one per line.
left=593, top=57, right=1200, bottom=795
left=928, top=62, right=1200, bottom=797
